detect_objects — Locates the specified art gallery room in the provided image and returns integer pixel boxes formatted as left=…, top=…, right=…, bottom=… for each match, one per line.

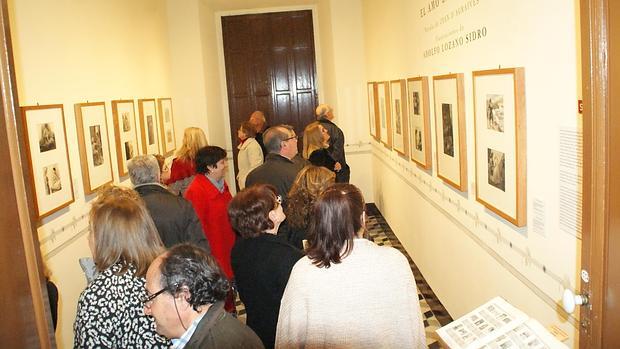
left=2, top=0, right=619, bottom=348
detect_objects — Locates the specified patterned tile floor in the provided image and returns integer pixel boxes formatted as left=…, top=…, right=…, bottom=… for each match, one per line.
left=235, top=203, right=453, bottom=348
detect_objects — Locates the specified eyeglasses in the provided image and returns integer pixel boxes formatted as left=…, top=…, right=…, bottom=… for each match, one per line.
left=283, top=135, right=298, bottom=142
left=142, top=287, right=168, bottom=307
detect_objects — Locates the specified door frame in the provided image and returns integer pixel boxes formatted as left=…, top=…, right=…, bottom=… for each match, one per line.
left=214, top=4, right=325, bottom=189
left=580, top=0, right=609, bottom=347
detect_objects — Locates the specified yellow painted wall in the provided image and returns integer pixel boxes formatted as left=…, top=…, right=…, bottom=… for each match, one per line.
left=363, top=0, right=581, bottom=346
left=9, top=0, right=172, bottom=347
left=8, top=0, right=373, bottom=347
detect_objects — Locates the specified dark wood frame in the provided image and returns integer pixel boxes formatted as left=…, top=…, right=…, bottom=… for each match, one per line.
left=472, top=68, right=527, bottom=227
left=111, top=99, right=139, bottom=178
left=157, top=97, right=176, bottom=157
left=390, top=79, right=409, bottom=157
left=407, top=76, right=432, bottom=169
left=20, top=104, right=75, bottom=219
left=433, top=73, right=467, bottom=191
left=74, top=101, right=114, bottom=195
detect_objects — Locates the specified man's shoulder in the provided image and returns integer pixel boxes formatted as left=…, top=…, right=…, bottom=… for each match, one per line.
left=190, top=307, right=264, bottom=348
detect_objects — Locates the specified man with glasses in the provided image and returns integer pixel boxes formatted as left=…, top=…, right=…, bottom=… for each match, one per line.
left=144, top=243, right=263, bottom=349
left=245, top=124, right=307, bottom=203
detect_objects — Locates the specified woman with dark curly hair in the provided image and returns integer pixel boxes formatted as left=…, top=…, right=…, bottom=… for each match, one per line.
left=283, top=165, right=335, bottom=249
left=229, top=184, right=303, bottom=348
left=276, top=184, right=426, bottom=348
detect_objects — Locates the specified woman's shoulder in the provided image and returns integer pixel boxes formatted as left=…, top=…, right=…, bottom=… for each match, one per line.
left=80, top=264, right=144, bottom=302
left=354, top=239, right=409, bottom=264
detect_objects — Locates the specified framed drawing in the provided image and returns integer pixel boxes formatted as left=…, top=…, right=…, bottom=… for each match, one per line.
left=390, top=79, right=409, bottom=157
left=473, top=68, right=526, bottom=227
left=75, top=102, right=114, bottom=195
left=407, top=76, right=432, bottom=169
left=138, top=98, right=160, bottom=155
left=367, top=82, right=380, bottom=140
left=112, top=99, right=140, bottom=177
left=433, top=73, right=467, bottom=191
left=21, top=104, right=74, bottom=219
left=377, top=81, right=392, bottom=149
left=158, top=98, right=176, bottom=156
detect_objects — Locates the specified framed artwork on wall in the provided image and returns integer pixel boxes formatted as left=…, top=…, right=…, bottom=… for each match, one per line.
left=112, top=99, right=139, bottom=178
left=390, top=79, right=409, bottom=157
left=158, top=98, right=176, bottom=156
left=21, top=104, right=74, bottom=219
left=367, top=82, right=380, bottom=140
left=138, top=98, right=160, bottom=155
left=377, top=81, right=392, bottom=149
left=433, top=73, right=467, bottom=191
left=473, top=68, right=527, bottom=227
left=407, top=76, right=432, bottom=170
left=74, top=102, right=114, bottom=195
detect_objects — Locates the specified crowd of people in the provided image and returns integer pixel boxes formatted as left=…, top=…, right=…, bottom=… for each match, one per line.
left=71, top=107, right=426, bottom=349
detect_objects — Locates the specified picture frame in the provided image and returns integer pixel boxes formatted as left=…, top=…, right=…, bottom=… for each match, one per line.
left=21, top=104, right=74, bottom=219
left=158, top=98, right=176, bottom=156
left=433, top=73, right=467, bottom=191
left=377, top=81, right=392, bottom=149
left=390, top=79, right=409, bottom=157
left=75, top=102, right=114, bottom=195
left=367, top=82, right=380, bottom=140
left=112, top=99, right=139, bottom=178
left=138, top=98, right=161, bottom=155
left=407, top=76, right=432, bottom=170
left=473, top=68, right=526, bottom=227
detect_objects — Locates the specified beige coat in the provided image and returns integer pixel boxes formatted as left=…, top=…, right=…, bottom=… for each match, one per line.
left=275, top=239, right=426, bottom=349
left=237, top=137, right=263, bottom=189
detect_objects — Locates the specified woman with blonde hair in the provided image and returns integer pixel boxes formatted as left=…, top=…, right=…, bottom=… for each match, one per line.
left=73, top=186, right=168, bottom=348
left=236, top=120, right=263, bottom=189
left=165, top=127, right=208, bottom=195
left=303, top=122, right=341, bottom=176
left=276, top=184, right=426, bottom=348
left=283, top=165, right=335, bottom=249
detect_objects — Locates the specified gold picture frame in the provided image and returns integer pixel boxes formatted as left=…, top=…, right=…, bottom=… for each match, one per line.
left=473, top=68, right=527, bottom=227
left=158, top=98, right=176, bottom=156
left=75, top=102, right=114, bottom=195
left=390, top=79, right=409, bottom=157
left=21, top=104, right=75, bottom=219
left=433, top=73, right=467, bottom=191
left=112, top=99, right=140, bottom=178
left=138, top=98, right=160, bottom=155
left=407, top=76, right=432, bottom=170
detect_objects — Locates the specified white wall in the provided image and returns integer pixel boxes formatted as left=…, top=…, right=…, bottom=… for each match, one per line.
left=9, top=1, right=172, bottom=347
left=362, top=0, right=581, bottom=346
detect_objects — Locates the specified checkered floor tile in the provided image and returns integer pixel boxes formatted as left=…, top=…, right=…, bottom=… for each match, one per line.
left=234, top=203, right=452, bottom=348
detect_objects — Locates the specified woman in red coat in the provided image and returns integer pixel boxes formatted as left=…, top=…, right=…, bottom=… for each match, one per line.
left=165, top=127, right=208, bottom=196
left=184, top=145, right=237, bottom=312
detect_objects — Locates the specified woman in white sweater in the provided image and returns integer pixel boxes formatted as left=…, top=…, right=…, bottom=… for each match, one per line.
left=275, top=184, right=426, bottom=349
left=236, top=121, right=263, bottom=189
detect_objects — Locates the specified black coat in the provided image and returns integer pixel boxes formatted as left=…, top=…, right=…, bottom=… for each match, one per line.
left=245, top=153, right=306, bottom=202
left=134, top=184, right=210, bottom=251
left=309, top=148, right=337, bottom=173
left=231, top=234, right=303, bottom=348
left=318, top=117, right=350, bottom=183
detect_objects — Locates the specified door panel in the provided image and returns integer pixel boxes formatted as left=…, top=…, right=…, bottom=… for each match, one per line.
left=222, top=10, right=318, bottom=188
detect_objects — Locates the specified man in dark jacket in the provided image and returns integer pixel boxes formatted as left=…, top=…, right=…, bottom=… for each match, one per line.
left=128, top=155, right=210, bottom=251
left=316, top=104, right=350, bottom=183
left=144, top=244, right=264, bottom=348
left=245, top=125, right=306, bottom=203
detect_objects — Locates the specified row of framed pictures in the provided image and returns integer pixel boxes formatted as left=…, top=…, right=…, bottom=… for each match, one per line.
left=21, top=98, right=176, bottom=219
left=367, top=68, right=526, bottom=227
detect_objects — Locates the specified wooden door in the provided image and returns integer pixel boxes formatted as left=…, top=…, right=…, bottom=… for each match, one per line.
left=222, top=10, right=318, bottom=183
left=580, top=0, right=620, bottom=347
left=0, top=0, right=55, bottom=347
